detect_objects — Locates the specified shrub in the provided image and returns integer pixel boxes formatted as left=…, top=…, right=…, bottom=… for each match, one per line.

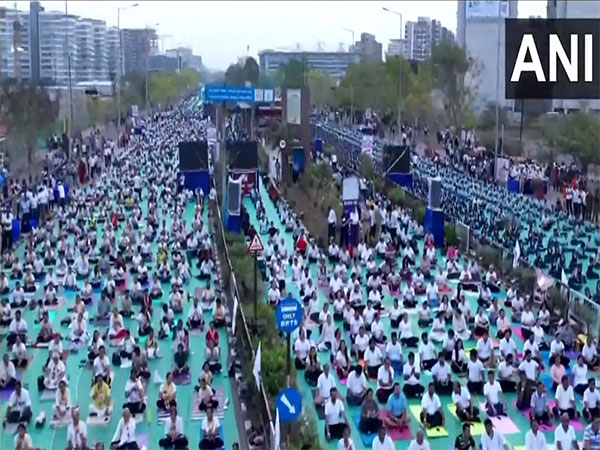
left=512, top=266, right=536, bottom=294
left=251, top=338, right=295, bottom=400
left=415, top=206, right=426, bottom=226
left=286, top=410, right=323, bottom=450
left=388, top=187, right=404, bottom=206
left=444, top=224, right=459, bottom=247
left=477, top=244, right=502, bottom=270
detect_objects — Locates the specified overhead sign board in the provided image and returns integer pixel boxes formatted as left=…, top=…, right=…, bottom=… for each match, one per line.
left=466, top=0, right=509, bottom=18
left=254, top=88, right=275, bottom=103
left=276, top=387, right=302, bottom=422
left=275, top=297, right=302, bottom=333
left=203, top=85, right=255, bottom=103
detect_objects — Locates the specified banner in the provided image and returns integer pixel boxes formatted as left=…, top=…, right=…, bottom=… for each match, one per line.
left=361, top=135, right=373, bottom=155
left=466, top=0, right=509, bottom=18
left=496, top=157, right=510, bottom=183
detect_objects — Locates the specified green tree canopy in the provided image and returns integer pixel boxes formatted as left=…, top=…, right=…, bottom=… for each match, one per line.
left=224, top=57, right=260, bottom=86
left=278, top=59, right=306, bottom=87
left=307, top=69, right=336, bottom=107
left=541, top=112, right=600, bottom=168
left=0, top=81, right=59, bottom=167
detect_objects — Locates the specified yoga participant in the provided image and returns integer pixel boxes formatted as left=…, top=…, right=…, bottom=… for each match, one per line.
left=89, top=375, right=112, bottom=417
left=431, top=353, right=453, bottom=395
left=554, top=413, right=578, bottom=450
left=497, top=354, right=517, bottom=392
left=481, top=418, right=508, bottom=450
left=451, top=339, right=468, bottom=375
left=466, top=350, right=485, bottom=395
left=157, top=372, right=177, bottom=412
left=403, top=352, right=425, bottom=398
left=553, top=375, right=578, bottom=420
left=4, top=381, right=32, bottom=425
left=418, top=332, right=436, bottom=371
left=0, top=354, right=17, bottom=389
left=110, top=408, right=138, bottom=450
left=52, top=380, right=72, bottom=420
left=452, top=382, right=479, bottom=422
left=408, top=429, right=430, bottom=450
left=123, top=371, right=146, bottom=415
left=337, top=425, right=355, bottom=450
left=454, top=423, right=476, bottom=450
left=420, top=383, right=445, bottom=428
left=43, top=351, right=67, bottom=390
left=583, top=378, right=600, bottom=422
left=199, top=407, right=223, bottom=450
left=346, top=365, right=367, bottom=406
left=324, top=388, right=348, bottom=441
left=529, top=381, right=553, bottom=425
left=158, top=406, right=188, bottom=449
left=376, top=358, right=394, bottom=403
left=358, top=388, right=381, bottom=434
left=14, top=423, right=37, bottom=450
left=484, top=371, right=507, bottom=417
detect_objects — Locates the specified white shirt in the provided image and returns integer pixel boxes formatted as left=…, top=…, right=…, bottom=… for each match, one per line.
left=67, top=421, right=88, bottom=449
left=346, top=371, right=367, bottom=395
left=585, top=388, right=600, bottom=408
left=519, top=359, right=539, bottom=381
left=499, top=338, right=516, bottom=358
left=294, top=338, right=310, bottom=360
left=408, top=439, right=431, bottom=450
left=163, top=415, right=184, bottom=436
left=555, top=384, right=574, bottom=410
left=481, top=430, right=506, bottom=450
left=403, top=362, right=420, bottom=384
left=525, top=429, right=548, bottom=450
left=0, top=360, right=16, bottom=382
left=386, top=341, right=402, bottom=362
left=484, top=381, right=502, bottom=405
left=452, top=387, right=471, bottom=409
left=419, top=341, right=435, bottom=361
left=431, top=361, right=450, bottom=381
left=317, top=372, right=336, bottom=401
left=111, top=417, right=136, bottom=445
left=365, top=347, right=383, bottom=367
left=377, top=366, right=394, bottom=389
left=338, top=438, right=356, bottom=450
left=572, top=364, right=588, bottom=386
left=8, top=388, right=31, bottom=412
left=421, top=393, right=441, bottom=415
left=477, top=338, right=493, bottom=359
left=324, top=398, right=345, bottom=425
left=372, top=435, right=395, bottom=450
left=554, top=424, right=576, bottom=450
left=467, top=359, right=484, bottom=382
left=201, top=416, right=220, bottom=434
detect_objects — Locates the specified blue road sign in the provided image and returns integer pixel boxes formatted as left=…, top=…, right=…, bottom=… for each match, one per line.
left=276, top=387, right=302, bottom=422
left=275, top=297, right=302, bottom=333
left=203, top=85, right=255, bottom=103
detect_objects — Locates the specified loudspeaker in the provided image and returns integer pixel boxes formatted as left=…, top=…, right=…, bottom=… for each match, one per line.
left=383, top=145, right=410, bottom=173
left=178, top=141, right=208, bottom=171
left=227, top=177, right=241, bottom=214
left=428, top=177, right=442, bottom=209
left=227, top=141, right=258, bottom=170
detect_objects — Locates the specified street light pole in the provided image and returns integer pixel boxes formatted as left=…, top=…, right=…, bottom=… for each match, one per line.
left=493, top=2, right=502, bottom=183
left=116, top=3, right=138, bottom=138
left=65, top=0, right=73, bottom=159
left=382, top=7, right=403, bottom=141
left=145, top=23, right=158, bottom=114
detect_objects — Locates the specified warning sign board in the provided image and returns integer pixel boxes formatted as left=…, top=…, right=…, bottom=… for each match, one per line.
left=247, top=234, right=264, bottom=253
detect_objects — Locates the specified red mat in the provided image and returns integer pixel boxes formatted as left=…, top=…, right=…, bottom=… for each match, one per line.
left=379, top=410, right=414, bottom=441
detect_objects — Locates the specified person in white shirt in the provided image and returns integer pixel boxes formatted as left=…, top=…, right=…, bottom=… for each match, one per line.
left=123, top=370, right=146, bottom=415
left=158, top=406, right=188, bottom=449
left=553, top=375, right=577, bottom=420
left=403, top=352, right=425, bottom=397
left=364, top=339, right=383, bottom=379
left=199, top=406, right=223, bottom=450
left=467, top=349, right=485, bottom=395
left=315, top=364, right=336, bottom=408
left=44, top=351, right=67, bottom=390
left=346, top=365, right=368, bottom=406
left=327, top=207, right=337, bottom=242
left=386, top=332, right=403, bottom=372
left=52, top=380, right=72, bottom=420
left=519, top=350, right=540, bottom=382
left=294, top=329, right=310, bottom=369
left=0, top=354, right=16, bottom=389
left=372, top=426, right=395, bottom=450
left=67, top=409, right=87, bottom=450
left=376, top=358, right=395, bottom=403
left=6, top=381, right=32, bottom=423
left=337, top=425, right=355, bottom=450
left=324, top=388, right=348, bottom=441
left=431, top=353, right=453, bottom=395
left=419, top=333, right=437, bottom=371
left=583, top=378, right=600, bottom=422
left=481, top=418, right=509, bottom=450
left=476, top=331, right=495, bottom=367
left=408, top=429, right=431, bottom=450
left=110, top=407, right=137, bottom=449
left=525, top=418, right=548, bottom=450
left=420, top=383, right=445, bottom=428
left=572, top=355, right=589, bottom=396
left=452, top=381, right=479, bottom=422
left=554, top=412, right=578, bottom=450
left=484, top=371, right=507, bottom=417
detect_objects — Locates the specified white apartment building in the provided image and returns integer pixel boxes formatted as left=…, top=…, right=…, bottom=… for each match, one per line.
left=0, top=7, right=32, bottom=81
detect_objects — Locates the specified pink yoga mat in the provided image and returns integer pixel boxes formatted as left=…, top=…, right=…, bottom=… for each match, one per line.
left=379, top=410, right=414, bottom=441
left=512, top=326, right=525, bottom=341
left=548, top=401, right=585, bottom=431
left=478, top=403, right=520, bottom=434
left=510, top=402, right=554, bottom=431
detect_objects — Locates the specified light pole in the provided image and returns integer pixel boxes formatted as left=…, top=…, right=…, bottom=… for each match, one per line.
left=145, top=23, right=158, bottom=114
left=65, top=1, right=73, bottom=159
left=117, top=3, right=138, bottom=137
left=382, top=7, right=403, bottom=140
left=493, top=2, right=502, bottom=183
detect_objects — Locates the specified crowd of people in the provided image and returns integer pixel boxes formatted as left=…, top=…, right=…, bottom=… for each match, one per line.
left=1, top=99, right=234, bottom=450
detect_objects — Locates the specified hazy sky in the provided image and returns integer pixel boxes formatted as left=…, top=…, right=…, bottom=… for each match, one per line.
left=13, top=1, right=547, bottom=69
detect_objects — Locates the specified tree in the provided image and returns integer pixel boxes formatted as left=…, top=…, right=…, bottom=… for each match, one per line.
left=402, top=64, right=434, bottom=127
left=477, top=102, right=509, bottom=131
left=278, top=59, right=306, bottom=87
left=307, top=69, right=336, bottom=107
left=336, top=60, right=394, bottom=112
left=541, top=112, right=600, bottom=169
left=224, top=57, right=259, bottom=86
left=431, top=42, right=478, bottom=128
left=243, top=57, right=259, bottom=86
left=0, top=81, right=58, bottom=169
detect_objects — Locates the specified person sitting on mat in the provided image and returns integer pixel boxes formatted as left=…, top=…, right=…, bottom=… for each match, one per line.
left=123, top=370, right=146, bottom=415
left=497, top=354, right=517, bottom=392
left=555, top=412, right=578, bottom=450
left=399, top=313, right=418, bottom=347
left=108, top=308, right=126, bottom=342
left=197, top=377, right=218, bottom=412
left=385, top=332, right=403, bottom=373
left=315, top=364, right=336, bottom=410
left=553, top=375, right=578, bottom=420
left=187, top=297, right=204, bottom=331
left=303, top=346, right=322, bottom=387
left=293, top=329, right=310, bottom=370
left=159, top=405, right=188, bottom=450
left=476, top=330, right=495, bottom=367
left=551, top=355, right=567, bottom=391
left=376, top=357, right=395, bottom=403
left=452, top=309, right=471, bottom=342
left=452, top=381, right=479, bottom=422
left=359, top=388, right=382, bottom=434
left=583, top=378, right=600, bottom=422
left=4, top=381, right=32, bottom=425
left=365, top=338, right=383, bottom=380
left=481, top=418, right=508, bottom=450
left=11, top=335, right=28, bottom=368
left=205, top=339, right=222, bottom=374
left=420, top=383, right=445, bottom=428
left=417, top=301, right=432, bottom=327
left=335, top=339, right=351, bottom=380
left=473, top=307, right=490, bottom=339
left=484, top=370, right=507, bottom=417
left=44, top=351, right=67, bottom=390
left=110, top=407, right=138, bottom=450
left=89, top=374, right=112, bottom=417
left=583, top=338, right=600, bottom=370
left=199, top=406, right=223, bottom=450
left=384, top=382, right=410, bottom=431
left=454, top=423, right=476, bottom=450
left=499, top=328, right=517, bottom=363
left=403, top=352, right=425, bottom=398
left=346, top=365, right=367, bottom=406
left=0, top=354, right=17, bottom=389
left=52, top=380, right=72, bottom=420
left=419, top=332, right=437, bottom=371
left=7, top=309, right=28, bottom=346
left=157, top=372, right=177, bottom=412
left=431, top=353, right=453, bottom=395
left=519, top=349, right=541, bottom=382
left=172, top=343, right=189, bottom=379
left=520, top=303, right=536, bottom=341
left=529, top=381, right=553, bottom=425
left=324, top=387, right=348, bottom=441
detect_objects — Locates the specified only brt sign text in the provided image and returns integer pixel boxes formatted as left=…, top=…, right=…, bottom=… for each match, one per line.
left=505, top=19, right=600, bottom=100
left=275, top=297, right=302, bottom=333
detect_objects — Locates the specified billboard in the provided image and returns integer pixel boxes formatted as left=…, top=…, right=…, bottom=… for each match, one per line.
left=203, top=85, right=255, bottom=103
left=286, top=89, right=301, bottom=125
left=466, top=0, right=509, bottom=18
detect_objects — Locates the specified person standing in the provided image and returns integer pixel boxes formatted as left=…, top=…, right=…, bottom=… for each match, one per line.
left=328, top=206, right=337, bottom=242
left=1, top=206, right=13, bottom=253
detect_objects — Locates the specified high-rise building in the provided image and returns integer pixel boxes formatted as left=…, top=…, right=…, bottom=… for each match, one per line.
left=404, top=17, right=433, bottom=61
left=121, top=28, right=158, bottom=75
left=456, top=1, right=517, bottom=109
left=91, top=19, right=108, bottom=82
left=38, top=10, right=77, bottom=85
left=547, top=0, right=600, bottom=113
left=386, top=39, right=406, bottom=58
left=431, top=19, right=455, bottom=48
left=29, top=1, right=43, bottom=84
left=352, top=32, right=382, bottom=62
left=0, top=6, right=32, bottom=81
left=75, top=19, right=95, bottom=82
left=106, top=27, right=120, bottom=82
left=259, top=50, right=360, bottom=79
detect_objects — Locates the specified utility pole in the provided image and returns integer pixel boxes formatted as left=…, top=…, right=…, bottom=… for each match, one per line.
left=493, top=2, right=502, bottom=183
left=65, top=0, right=74, bottom=158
